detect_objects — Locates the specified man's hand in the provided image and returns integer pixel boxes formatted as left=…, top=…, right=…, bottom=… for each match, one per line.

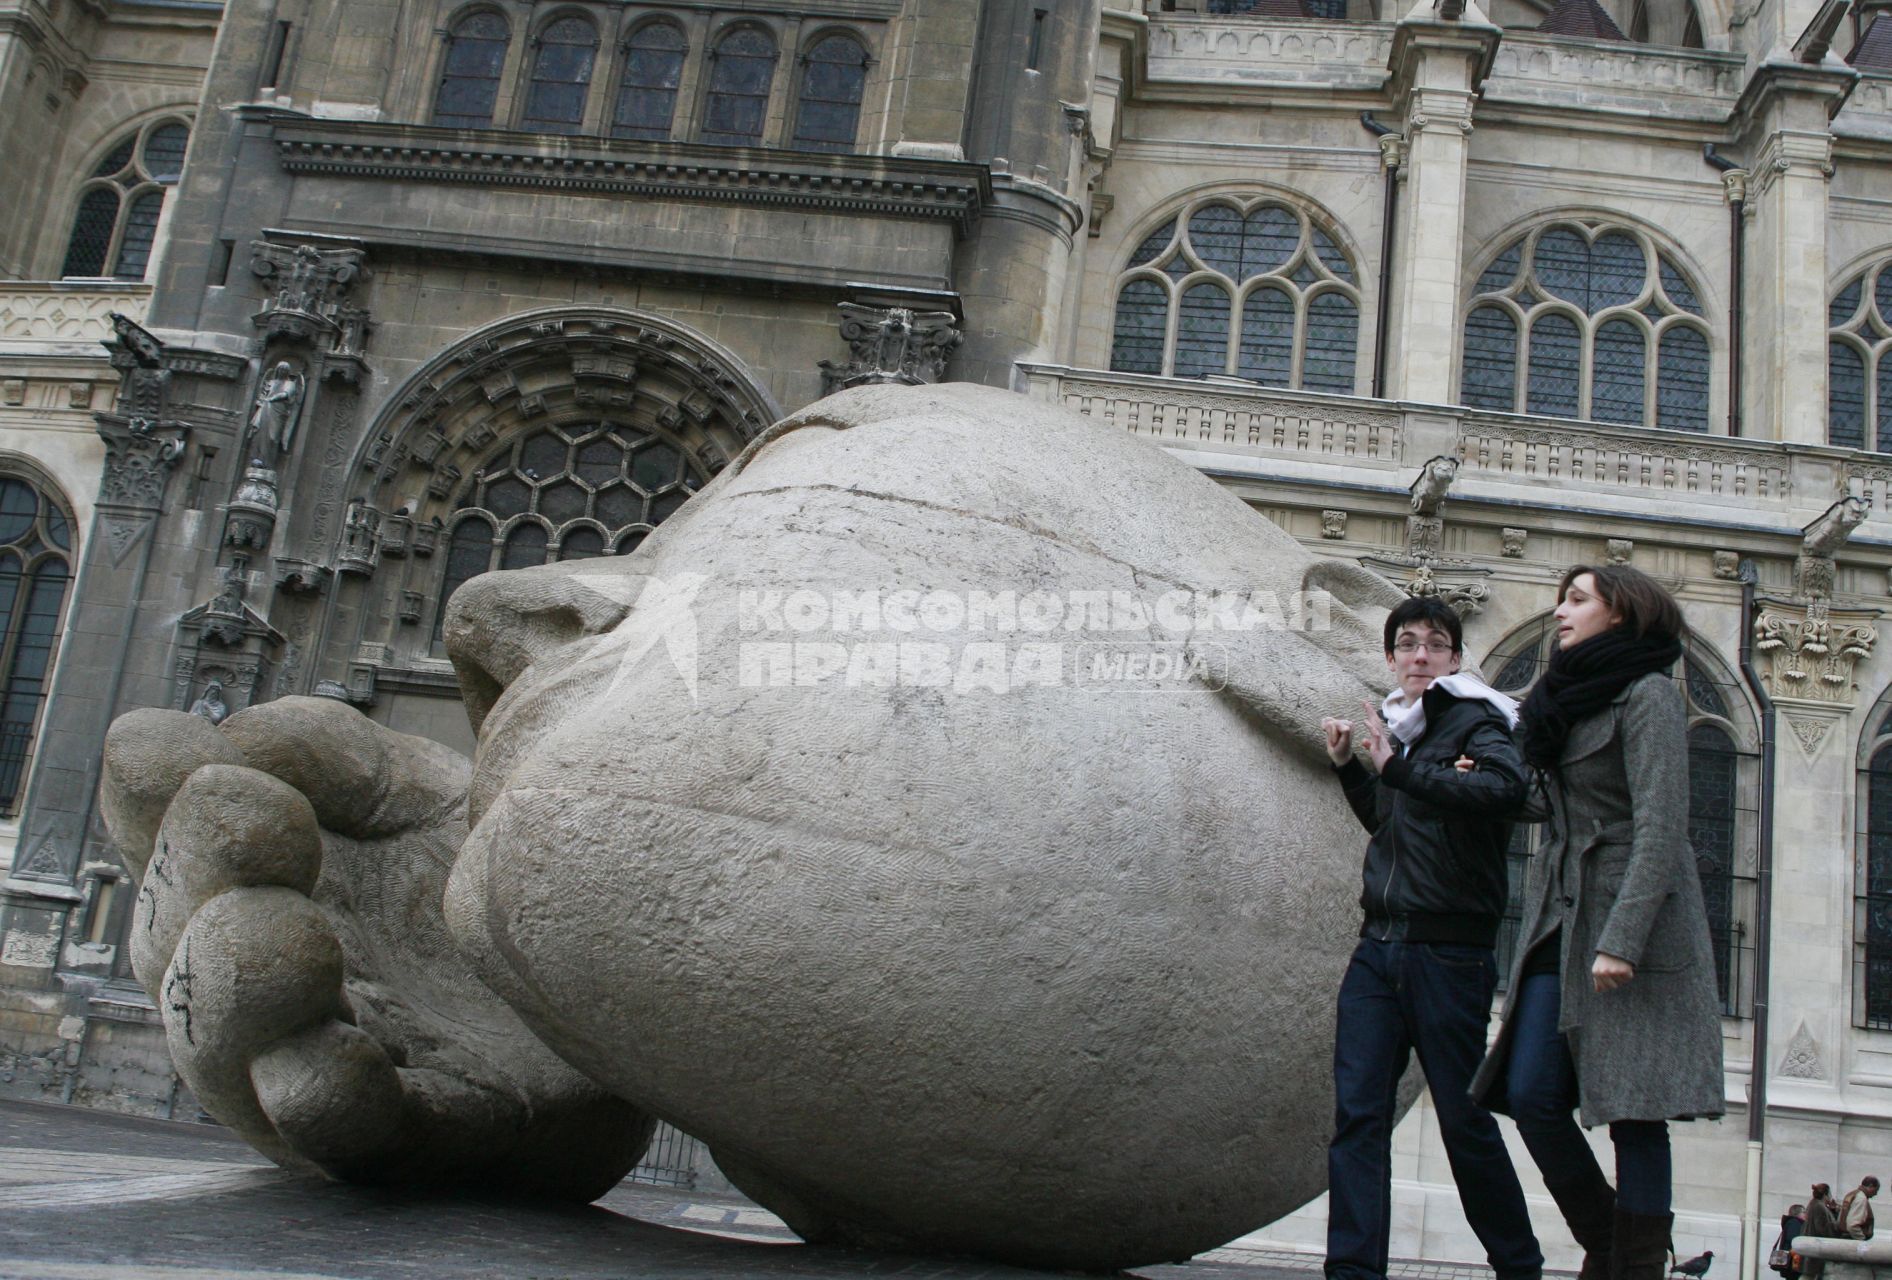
left=1322, top=717, right=1354, bottom=766
left=1360, top=700, right=1394, bottom=773
left=1593, top=952, right=1635, bottom=992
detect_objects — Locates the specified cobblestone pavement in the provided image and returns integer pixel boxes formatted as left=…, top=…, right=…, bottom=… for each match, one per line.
left=0, top=1099, right=1505, bottom=1280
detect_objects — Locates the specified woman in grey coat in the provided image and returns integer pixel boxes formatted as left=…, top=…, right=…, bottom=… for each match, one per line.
left=1470, top=565, right=1725, bottom=1280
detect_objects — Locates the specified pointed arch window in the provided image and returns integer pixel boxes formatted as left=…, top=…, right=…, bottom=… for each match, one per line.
left=1487, top=621, right=1755, bottom=1013
left=1107, top=198, right=1361, bottom=392
left=612, top=22, right=687, bottom=140
left=791, top=33, right=869, bottom=153
left=432, top=11, right=511, bottom=128
left=435, top=423, right=705, bottom=636
left=0, top=476, right=74, bottom=816
left=1828, top=262, right=1892, bottom=453
left=1460, top=223, right=1712, bottom=431
left=60, top=119, right=191, bottom=280
left=701, top=27, right=777, bottom=146
left=521, top=16, right=598, bottom=134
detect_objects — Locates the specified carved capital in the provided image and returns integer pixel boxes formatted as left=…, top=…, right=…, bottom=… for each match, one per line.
left=819, top=303, right=963, bottom=395
left=249, top=239, right=369, bottom=348
left=1753, top=598, right=1879, bottom=706
left=95, top=415, right=189, bottom=510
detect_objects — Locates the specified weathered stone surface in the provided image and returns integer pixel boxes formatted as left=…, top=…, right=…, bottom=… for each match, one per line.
left=103, top=383, right=1405, bottom=1271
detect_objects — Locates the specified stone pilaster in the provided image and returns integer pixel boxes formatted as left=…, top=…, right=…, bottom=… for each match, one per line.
left=1731, top=65, right=1856, bottom=444
left=1381, top=7, right=1501, bottom=405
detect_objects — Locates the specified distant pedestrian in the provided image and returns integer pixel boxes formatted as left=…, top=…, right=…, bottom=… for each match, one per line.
left=1802, top=1184, right=1841, bottom=1280
left=1772, top=1203, right=1805, bottom=1280
left=1842, top=1177, right=1879, bottom=1240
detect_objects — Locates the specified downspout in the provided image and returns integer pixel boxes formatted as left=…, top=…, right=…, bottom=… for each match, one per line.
left=1738, top=561, right=1776, bottom=1280
left=1362, top=112, right=1399, bottom=400
left=1705, top=144, right=1745, bottom=437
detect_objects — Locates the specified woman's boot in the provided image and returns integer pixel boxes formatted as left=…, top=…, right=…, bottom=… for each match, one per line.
left=1612, top=1206, right=1674, bottom=1280
left=1545, top=1169, right=1616, bottom=1280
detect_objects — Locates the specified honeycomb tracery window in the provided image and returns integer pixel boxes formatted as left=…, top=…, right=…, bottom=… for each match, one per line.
left=1108, top=199, right=1361, bottom=393
left=0, top=475, right=74, bottom=817
left=1460, top=223, right=1712, bottom=432
left=436, top=422, right=704, bottom=635
left=1828, top=262, right=1892, bottom=452
left=433, top=10, right=511, bottom=128
left=1488, top=621, right=1755, bottom=1015
left=60, top=119, right=191, bottom=280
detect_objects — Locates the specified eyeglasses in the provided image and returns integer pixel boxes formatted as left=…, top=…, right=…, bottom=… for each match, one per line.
left=1392, top=640, right=1455, bottom=655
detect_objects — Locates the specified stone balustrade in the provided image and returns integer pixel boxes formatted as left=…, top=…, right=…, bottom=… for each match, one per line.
left=0, top=283, right=149, bottom=346
left=1020, top=363, right=1885, bottom=534
left=1145, top=17, right=1394, bottom=90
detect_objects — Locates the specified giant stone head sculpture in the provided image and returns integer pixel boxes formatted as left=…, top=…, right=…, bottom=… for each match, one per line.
left=102, top=382, right=1407, bottom=1272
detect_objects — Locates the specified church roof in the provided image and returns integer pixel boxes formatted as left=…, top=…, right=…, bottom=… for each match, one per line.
left=1853, top=12, right=1892, bottom=69
left=1536, top=0, right=1631, bottom=40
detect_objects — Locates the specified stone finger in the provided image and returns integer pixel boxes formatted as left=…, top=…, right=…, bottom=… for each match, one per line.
left=130, top=765, right=323, bottom=995
left=250, top=1020, right=408, bottom=1181
left=161, top=888, right=347, bottom=1170
left=221, top=695, right=470, bottom=839
left=99, top=708, right=246, bottom=877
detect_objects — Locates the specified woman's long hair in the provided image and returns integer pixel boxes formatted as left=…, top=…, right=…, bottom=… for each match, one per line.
left=1556, top=563, right=1686, bottom=643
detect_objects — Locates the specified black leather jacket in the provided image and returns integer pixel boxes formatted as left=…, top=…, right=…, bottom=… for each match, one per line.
left=1332, top=686, right=1527, bottom=947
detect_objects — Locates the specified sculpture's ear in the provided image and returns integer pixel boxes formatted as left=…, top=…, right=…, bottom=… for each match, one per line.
left=445, top=560, right=641, bottom=734
left=1301, top=560, right=1406, bottom=652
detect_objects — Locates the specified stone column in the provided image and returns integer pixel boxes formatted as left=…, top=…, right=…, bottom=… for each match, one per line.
left=0, top=389, right=187, bottom=973
left=1381, top=7, right=1501, bottom=406
left=1733, top=66, right=1855, bottom=444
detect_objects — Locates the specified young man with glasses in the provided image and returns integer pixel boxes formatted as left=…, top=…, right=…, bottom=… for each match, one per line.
left=1318, top=597, right=1542, bottom=1280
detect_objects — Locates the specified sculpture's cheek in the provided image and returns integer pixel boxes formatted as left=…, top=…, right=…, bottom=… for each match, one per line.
left=452, top=682, right=1364, bottom=1270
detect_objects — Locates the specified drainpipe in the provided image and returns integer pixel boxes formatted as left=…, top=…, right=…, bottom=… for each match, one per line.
left=1704, top=144, right=1745, bottom=437
left=1361, top=112, right=1400, bottom=400
left=1737, top=561, right=1776, bottom=1280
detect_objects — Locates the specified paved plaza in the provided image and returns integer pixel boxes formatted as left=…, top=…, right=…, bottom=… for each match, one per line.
left=0, top=1099, right=1509, bottom=1280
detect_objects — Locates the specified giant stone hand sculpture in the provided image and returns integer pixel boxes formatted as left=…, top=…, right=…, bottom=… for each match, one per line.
left=101, top=383, right=1408, bottom=1272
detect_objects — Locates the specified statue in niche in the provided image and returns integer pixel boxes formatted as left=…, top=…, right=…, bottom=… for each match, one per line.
left=248, top=362, right=305, bottom=459
left=188, top=680, right=229, bottom=725
left=98, top=383, right=1410, bottom=1273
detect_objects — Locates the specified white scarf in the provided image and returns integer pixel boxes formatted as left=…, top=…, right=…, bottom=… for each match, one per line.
left=1380, top=671, right=1520, bottom=748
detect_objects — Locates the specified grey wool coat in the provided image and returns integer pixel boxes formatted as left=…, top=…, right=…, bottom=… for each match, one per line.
left=1470, top=672, right=1726, bottom=1127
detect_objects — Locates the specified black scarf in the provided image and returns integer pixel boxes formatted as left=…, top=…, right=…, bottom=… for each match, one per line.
left=1519, top=628, right=1682, bottom=768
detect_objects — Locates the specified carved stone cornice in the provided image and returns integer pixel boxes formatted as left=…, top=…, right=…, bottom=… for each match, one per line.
left=270, top=120, right=989, bottom=235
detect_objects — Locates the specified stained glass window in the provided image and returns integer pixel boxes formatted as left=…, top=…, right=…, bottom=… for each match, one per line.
left=1107, top=198, right=1359, bottom=390
left=59, top=119, right=191, bottom=280
left=1110, top=280, right=1167, bottom=375
left=1866, top=741, right=1892, bottom=1027
left=0, top=477, right=76, bottom=817
left=702, top=27, right=776, bottom=146
left=521, top=16, right=597, bottom=134
left=612, top=23, right=686, bottom=140
left=1464, top=223, right=1711, bottom=427
left=791, top=33, right=868, bottom=153
left=1592, top=317, right=1646, bottom=426
left=1829, top=264, right=1892, bottom=453
left=433, top=11, right=510, bottom=127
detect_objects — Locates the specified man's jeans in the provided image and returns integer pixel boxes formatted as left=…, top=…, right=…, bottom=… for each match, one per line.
left=1326, top=937, right=1543, bottom=1280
